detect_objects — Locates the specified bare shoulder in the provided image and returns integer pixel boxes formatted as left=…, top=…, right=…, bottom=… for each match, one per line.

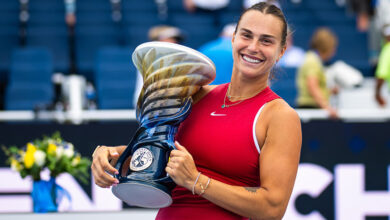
left=193, top=85, right=218, bottom=104
left=262, top=99, right=301, bottom=127
left=257, top=98, right=302, bottom=152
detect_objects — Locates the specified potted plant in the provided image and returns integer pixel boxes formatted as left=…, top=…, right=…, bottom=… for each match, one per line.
left=2, top=132, right=91, bottom=213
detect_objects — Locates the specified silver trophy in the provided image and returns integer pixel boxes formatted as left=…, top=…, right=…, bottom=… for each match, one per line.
left=112, top=42, right=215, bottom=208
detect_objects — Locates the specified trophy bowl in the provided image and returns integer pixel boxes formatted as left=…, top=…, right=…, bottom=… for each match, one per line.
left=111, top=42, right=216, bottom=208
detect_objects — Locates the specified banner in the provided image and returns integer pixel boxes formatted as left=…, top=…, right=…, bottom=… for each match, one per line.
left=0, top=121, right=389, bottom=219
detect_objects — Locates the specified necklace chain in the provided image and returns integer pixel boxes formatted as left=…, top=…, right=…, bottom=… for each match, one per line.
left=221, top=97, right=245, bottom=108
left=221, top=83, right=264, bottom=108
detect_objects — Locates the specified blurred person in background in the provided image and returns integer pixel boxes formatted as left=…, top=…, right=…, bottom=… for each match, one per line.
left=346, top=0, right=377, bottom=74
left=375, top=24, right=390, bottom=107
left=133, top=25, right=185, bottom=107
left=277, top=26, right=305, bottom=68
left=198, top=23, right=236, bottom=85
left=148, top=25, right=185, bottom=43
left=65, top=0, right=76, bottom=27
left=346, top=0, right=374, bottom=32
left=296, top=27, right=339, bottom=118
left=346, top=0, right=390, bottom=75
left=65, top=0, right=77, bottom=74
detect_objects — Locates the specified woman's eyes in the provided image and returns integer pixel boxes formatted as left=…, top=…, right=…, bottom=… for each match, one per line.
left=240, top=33, right=274, bottom=45
left=242, top=34, right=251, bottom=39
left=261, top=39, right=273, bottom=45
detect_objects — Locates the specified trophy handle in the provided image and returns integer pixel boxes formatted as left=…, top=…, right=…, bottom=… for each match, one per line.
left=114, top=127, right=176, bottom=182
left=114, top=126, right=146, bottom=180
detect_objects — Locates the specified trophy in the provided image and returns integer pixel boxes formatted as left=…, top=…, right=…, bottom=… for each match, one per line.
left=112, top=42, right=216, bottom=208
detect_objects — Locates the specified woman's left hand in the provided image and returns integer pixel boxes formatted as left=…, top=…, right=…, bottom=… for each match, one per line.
left=166, top=141, right=199, bottom=191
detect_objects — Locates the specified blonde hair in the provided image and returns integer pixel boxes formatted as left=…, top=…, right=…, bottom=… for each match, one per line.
left=310, top=27, right=338, bottom=55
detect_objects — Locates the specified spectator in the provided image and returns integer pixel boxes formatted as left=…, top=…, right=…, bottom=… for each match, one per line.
left=64, top=0, right=77, bottom=74
left=133, top=25, right=185, bottom=107
left=64, top=0, right=76, bottom=27
left=277, top=27, right=305, bottom=68
left=375, top=0, right=390, bottom=32
left=345, top=0, right=390, bottom=75
left=198, top=23, right=236, bottom=85
left=296, top=27, right=339, bottom=118
left=375, top=24, right=390, bottom=107
left=346, top=0, right=374, bottom=32
left=148, top=25, right=185, bottom=44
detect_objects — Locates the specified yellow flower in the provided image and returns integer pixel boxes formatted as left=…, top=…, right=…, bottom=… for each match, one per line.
left=47, top=143, right=57, bottom=155
left=27, top=143, right=36, bottom=152
left=24, top=143, right=36, bottom=169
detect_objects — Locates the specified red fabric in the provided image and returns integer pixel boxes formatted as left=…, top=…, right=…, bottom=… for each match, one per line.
left=156, top=83, right=280, bottom=220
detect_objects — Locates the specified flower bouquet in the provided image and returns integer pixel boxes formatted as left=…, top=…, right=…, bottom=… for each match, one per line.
left=2, top=132, right=91, bottom=212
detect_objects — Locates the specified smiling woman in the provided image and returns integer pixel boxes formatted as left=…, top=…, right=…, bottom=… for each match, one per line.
left=230, top=10, right=286, bottom=88
left=91, top=2, right=302, bottom=220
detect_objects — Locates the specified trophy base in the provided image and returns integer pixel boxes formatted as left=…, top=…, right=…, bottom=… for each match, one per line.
left=112, top=180, right=172, bottom=208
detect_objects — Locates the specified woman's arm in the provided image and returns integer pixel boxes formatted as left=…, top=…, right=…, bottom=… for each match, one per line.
left=375, top=78, right=386, bottom=107
left=307, top=75, right=338, bottom=118
left=166, top=101, right=302, bottom=220
left=91, top=145, right=127, bottom=188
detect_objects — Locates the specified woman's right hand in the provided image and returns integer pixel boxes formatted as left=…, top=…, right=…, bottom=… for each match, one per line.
left=91, top=146, right=121, bottom=188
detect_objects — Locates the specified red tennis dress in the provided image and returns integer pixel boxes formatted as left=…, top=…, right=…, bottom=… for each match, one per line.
left=156, top=83, right=280, bottom=219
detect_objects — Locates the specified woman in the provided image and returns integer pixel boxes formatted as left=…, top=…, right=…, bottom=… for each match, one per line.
left=91, top=2, right=302, bottom=219
left=375, top=24, right=390, bottom=107
left=296, top=27, right=339, bottom=118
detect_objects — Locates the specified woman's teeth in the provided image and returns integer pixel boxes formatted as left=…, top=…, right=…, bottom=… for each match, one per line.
left=242, top=55, right=261, bottom=63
